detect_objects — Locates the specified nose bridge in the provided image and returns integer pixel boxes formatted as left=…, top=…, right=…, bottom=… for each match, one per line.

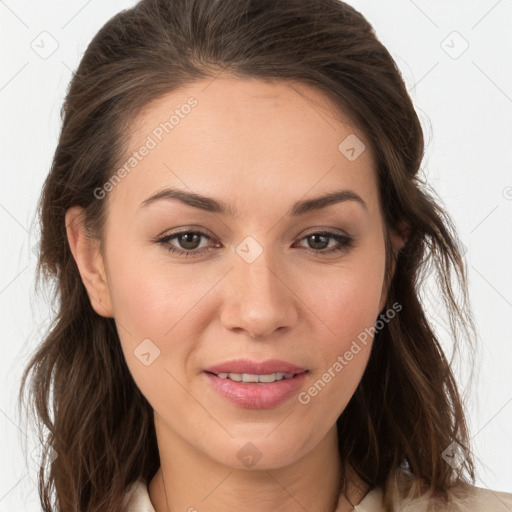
left=238, top=242, right=281, bottom=301
left=220, top=236, right=297, bottom=338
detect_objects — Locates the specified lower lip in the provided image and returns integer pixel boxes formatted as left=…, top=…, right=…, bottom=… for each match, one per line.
left=204, top=371, right=309, bottom=409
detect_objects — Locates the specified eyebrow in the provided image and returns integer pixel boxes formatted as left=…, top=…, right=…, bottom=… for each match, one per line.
left=139, top=187, right=368, bottom=216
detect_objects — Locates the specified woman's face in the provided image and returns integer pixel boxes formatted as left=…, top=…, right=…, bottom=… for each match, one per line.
left=69, top=76, right=404, bottom=470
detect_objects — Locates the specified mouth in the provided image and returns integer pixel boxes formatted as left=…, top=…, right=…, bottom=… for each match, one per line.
left=203, top=369, right=309, bottom=409
left=205, top=370, right=307, bottom=383
left=203, top=358, right=308, bottom=377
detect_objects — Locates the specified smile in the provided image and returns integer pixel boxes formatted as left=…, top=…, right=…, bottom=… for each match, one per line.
left=214, top=372, right=299, bottom=383
left=204, top=370, right=309, bottom=409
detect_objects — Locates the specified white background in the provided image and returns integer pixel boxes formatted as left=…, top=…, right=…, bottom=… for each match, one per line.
left=1, top=0, right=511, bottom=510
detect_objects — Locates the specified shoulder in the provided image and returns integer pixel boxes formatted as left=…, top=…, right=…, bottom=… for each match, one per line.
left=122, top=478, right=155, bottom=512
left=399, top=469, right=512, bottom=511
left=441, top=484, right=512, bottom=511
left=357, top=470, right=512, bottom=512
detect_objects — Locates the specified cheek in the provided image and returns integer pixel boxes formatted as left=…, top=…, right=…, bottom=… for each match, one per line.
left=106, top=245, right=224, bottom=388
left=107, top=245, right=205, bottom=340
left=297, top=264, right=383, bottom=422
left=307, top=259, right=385, bottom=343
left=109, top=271, right=167, bottom=341
left=106, top=251, right=201, bottom=406
left=300, top=250, right=385, bottom=409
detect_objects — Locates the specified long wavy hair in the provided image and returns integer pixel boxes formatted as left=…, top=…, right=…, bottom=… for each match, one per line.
left=18, top=0, right=478, bottom=510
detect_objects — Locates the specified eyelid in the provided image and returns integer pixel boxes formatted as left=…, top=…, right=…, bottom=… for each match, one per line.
left=155, top=225, right=216, bottom=239
left=300, top=226, right=351, bottom=237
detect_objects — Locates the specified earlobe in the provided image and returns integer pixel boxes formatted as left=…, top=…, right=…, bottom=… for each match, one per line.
left=65, top=206, right=114, bottom=318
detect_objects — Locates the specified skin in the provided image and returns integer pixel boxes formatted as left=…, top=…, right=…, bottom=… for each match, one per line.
left=66, top=76, right=406, bottom=512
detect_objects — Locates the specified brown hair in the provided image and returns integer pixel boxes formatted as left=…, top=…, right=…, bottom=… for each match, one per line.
left=18, top=0, right=478, bottom=510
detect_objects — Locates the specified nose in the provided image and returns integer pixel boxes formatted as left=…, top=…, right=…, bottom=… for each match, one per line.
left=219, top=245, right=299, bottom=340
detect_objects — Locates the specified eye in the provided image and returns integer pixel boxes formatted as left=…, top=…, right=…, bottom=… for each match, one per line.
left=294, top=230, right=355, bottom=254
left=157, top=229, right=218, bottom=257
left=155, top=229, right=354, bottom=257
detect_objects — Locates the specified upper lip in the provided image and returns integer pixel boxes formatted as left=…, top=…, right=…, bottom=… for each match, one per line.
left=204, top=359, right=308, bottom=375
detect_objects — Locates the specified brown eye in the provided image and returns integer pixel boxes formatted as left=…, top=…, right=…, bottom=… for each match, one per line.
left=174, top=232, right=203, bottom=250
left=295, top=231, right=354, bottom=254
left=157, top=230, right=216, bottom=257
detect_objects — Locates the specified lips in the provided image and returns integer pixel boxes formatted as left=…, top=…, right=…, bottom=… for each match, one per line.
left=204, top=369, right=309, bottom=409
left=203, top=358, right=307, bottom=376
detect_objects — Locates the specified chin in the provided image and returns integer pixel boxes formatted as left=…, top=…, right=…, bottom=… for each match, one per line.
left=204, top=433, right=309, bottom=471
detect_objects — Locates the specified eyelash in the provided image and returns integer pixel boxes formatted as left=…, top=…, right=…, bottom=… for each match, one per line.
left=156, top=229, right=355, bottom=258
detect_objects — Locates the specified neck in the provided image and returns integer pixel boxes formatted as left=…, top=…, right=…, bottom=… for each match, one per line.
left=148, top=416, right=369, bottom=512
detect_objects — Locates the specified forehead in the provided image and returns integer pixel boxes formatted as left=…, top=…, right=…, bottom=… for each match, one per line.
left=108, top=76, right=380, bottom=221
left=130, top=76, right=367, bottom=151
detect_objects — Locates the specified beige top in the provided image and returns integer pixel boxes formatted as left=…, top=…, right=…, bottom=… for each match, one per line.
left=121, top=475, right=512, bottom=512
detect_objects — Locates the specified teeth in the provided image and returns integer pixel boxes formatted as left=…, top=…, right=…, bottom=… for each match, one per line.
left=216, top=372, right=296, bottom=383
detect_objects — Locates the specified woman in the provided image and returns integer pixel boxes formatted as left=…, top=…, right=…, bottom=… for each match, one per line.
left=18, top=0, right=512, bottom=511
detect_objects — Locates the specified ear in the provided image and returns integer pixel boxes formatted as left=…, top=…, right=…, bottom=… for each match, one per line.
left=378, top=221, right=409, bottom=312
left=65, top=206, right=114, bottom=318
left=389, top=220, right=409, bottom=255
